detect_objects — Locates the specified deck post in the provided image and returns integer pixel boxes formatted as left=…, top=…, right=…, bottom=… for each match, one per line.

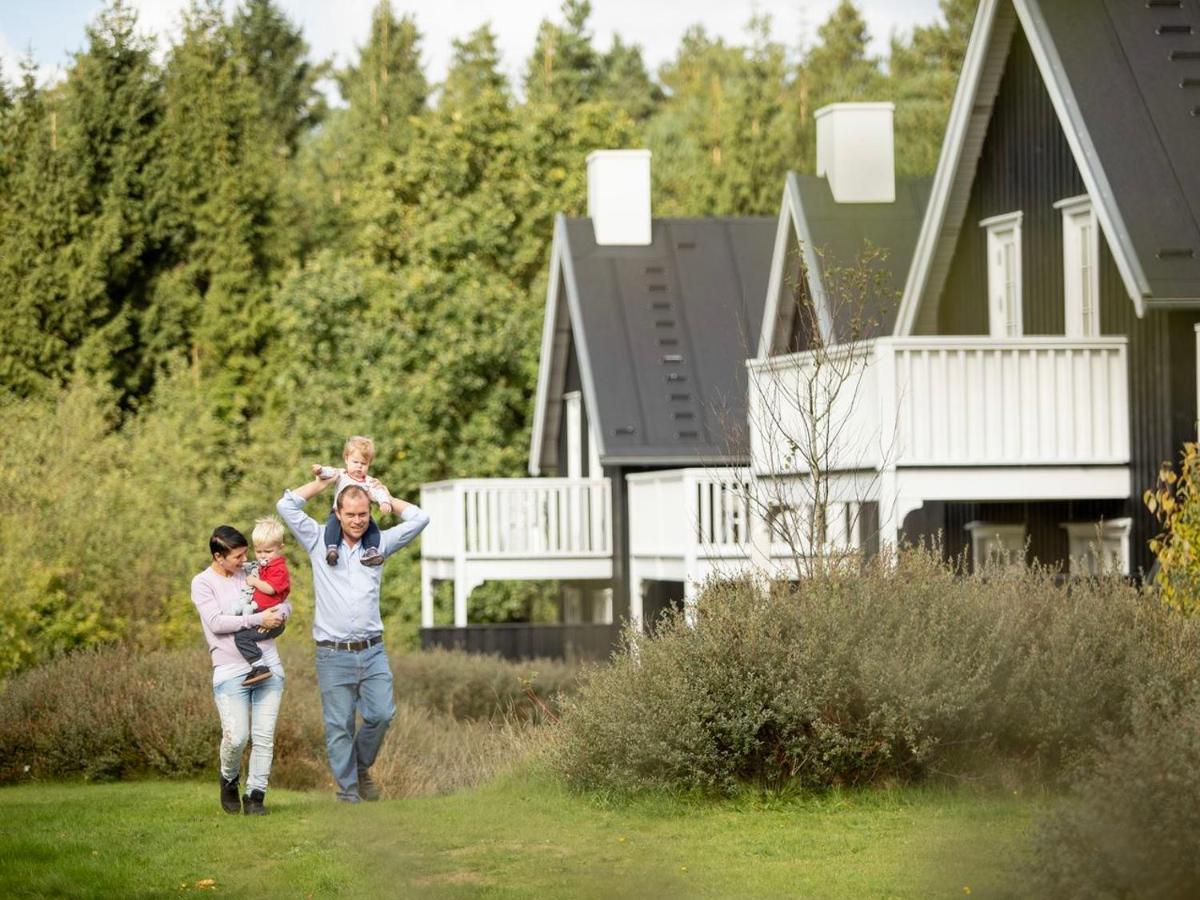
left=420, top=565, right=434, bottom=628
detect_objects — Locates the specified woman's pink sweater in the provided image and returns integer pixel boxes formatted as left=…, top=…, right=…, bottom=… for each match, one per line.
left=191, top=567, right=292, bottom=668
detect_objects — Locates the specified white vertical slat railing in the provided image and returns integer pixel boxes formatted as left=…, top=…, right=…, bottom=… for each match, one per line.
left=444, top=478, right=610, bottom=558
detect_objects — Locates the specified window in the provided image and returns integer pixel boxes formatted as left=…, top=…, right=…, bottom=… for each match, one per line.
left=1061, top=519, right=1131, bottom=576
left=980, top=212, right=1023, bottom=337
left=1055, top=195, right=1100, bottom=337
left=965, top=520, right=1026, bottom=570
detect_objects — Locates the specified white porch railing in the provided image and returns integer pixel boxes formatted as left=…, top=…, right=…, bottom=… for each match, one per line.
left=748, top=336, right=1131, bottom=475
left=420, top=478, right=613, bottom=629
left=420, top=478, right=611, bottom=559
left=627, top=468, right=753, bottom=560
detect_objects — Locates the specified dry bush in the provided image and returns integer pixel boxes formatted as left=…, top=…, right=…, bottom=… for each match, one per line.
left=1031, top=692, right=1200, bottom=899
left=0, top=644, right=570, bottom=793
left=555, top=549, right=1200, bottom=794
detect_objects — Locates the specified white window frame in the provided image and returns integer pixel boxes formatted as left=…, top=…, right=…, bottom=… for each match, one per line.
left=564, top=391, right=582, bottom=479
left=980, top=212, right=1024, bottom=337
left=1055, top=195, right=1100, bottom=337
left=1061, top=518, right=1131, bottom=576
left=965, top=520, right=1026, bottom=569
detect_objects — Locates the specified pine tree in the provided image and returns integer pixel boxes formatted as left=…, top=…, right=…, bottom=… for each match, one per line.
left=59, top=0, right=167, bottom=401
left=596, top=36, right=662, bottom=122
left=337, top=1, right=427, bottom=141
left=148, top=0, right=280, bottom=422
left=0, top=60, right=74, bottom=397
left=231, top=0, right=327, bottom=157
left=523, top=0, right=601, bottom=108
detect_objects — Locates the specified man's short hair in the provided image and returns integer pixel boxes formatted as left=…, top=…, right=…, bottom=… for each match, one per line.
left=343, top=435, right=376, bottom=462
left=336, top=484, right=370, bottom=511
left=252, top=515, right=285, bottom=548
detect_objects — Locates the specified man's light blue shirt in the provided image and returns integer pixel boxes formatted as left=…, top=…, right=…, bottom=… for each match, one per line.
left=276, top=490, right=430, bottom=643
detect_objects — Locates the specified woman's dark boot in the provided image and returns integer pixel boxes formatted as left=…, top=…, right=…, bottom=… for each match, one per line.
left=220, top=777, right=241, bottom=814
left=242, top=789, right=267, bottom=815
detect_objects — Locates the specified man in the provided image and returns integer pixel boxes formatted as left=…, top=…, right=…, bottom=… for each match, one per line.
left=277, top=469, right=430, bottom=802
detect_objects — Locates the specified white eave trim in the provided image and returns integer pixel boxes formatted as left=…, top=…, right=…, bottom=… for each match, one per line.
left=895, top=0, right=1152, bottom=336
left=557, top=218, right=608, bottom=467
left=895, top=0, right=1003, bottom=336
left=755, top=173, right=833, bottom=358
left=528, top=221, right=565, bottom=475
left=528, top=216, right=610, bottom=476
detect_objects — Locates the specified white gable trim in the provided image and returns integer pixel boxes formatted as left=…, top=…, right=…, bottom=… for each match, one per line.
left=528, top=215, right=608, bottom=476
left=895, top=0, right=1010, bottom=336
left=895, top=0, right=1150, bottom=336
left=755, top=173, right=834, bottom=358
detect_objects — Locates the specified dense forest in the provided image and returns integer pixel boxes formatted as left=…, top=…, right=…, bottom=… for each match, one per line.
left=0, top=0, right=975, bottom=674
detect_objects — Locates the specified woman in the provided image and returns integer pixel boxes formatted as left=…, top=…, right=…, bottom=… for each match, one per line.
left=191, top=525, right=290, bottom=815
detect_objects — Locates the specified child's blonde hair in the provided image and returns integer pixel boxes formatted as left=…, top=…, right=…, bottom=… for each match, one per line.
left=344, top=435, right=376, bottom=463
left=252, top=515, right=286, bottom=548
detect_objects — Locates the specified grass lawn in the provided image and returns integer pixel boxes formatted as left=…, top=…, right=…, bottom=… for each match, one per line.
left=0, top=776, right=1039, bottom=898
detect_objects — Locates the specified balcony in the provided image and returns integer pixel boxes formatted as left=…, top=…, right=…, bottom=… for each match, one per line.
left=420, top=478, right=612, bottom=626
left=748, top=336, right=1132, bottom=508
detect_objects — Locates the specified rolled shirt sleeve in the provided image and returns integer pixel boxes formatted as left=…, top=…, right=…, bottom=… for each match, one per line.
left=277, top=490, right=321, bottom=553
left=381, top=504, right=431, bottom=558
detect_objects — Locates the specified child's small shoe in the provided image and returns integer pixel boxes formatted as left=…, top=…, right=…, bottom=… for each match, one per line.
left=318, top=466, right=338, bottom=480
left=243, top=666, right=272, bottom=686
left=325, top=545, right=339, bottom=566
left=360, top=547, right=384, bottom=567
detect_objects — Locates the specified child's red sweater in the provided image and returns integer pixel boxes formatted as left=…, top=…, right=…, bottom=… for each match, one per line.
left=253, top=557, right=291, bottom=610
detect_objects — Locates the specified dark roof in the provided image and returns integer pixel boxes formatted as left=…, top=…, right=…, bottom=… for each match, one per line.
left=791, top=173, right=932, bottom=338
left=1035, top=0, right=1200, bottom=300
left=563, top=216, right=775, bottom=464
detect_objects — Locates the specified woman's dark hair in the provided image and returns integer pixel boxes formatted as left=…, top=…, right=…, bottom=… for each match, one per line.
left=209, top=525, right=248, bottom=559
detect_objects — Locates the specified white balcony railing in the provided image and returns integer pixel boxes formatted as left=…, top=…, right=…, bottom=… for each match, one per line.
left=748, top=336, right=1130, bottom=476
left=420, top=478, right=611, bottom=559
left=627, top=468, right=752, bottom=559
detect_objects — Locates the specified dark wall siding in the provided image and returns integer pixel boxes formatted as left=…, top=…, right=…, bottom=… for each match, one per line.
left=938, top=30, right=1084, bottom=335
left=919, top=26, right=1200, bottom=575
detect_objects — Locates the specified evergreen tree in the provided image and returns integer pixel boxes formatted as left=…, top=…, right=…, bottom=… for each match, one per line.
left=596, top=35, right=662, bottom=122
left=523, top=0, right=601, bottom=108
left=148, top=0, right=280, bottom=422
left=337, top=1, right=427, bottom=140
left=0, top=60, right=74, bottom=397
left=60, top=1, right=167, bottom=400
left=231, top=0, right=327, bottom=157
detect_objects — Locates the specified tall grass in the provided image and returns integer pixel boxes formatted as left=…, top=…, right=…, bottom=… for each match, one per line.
left=0, top=645, right=578, bottom=794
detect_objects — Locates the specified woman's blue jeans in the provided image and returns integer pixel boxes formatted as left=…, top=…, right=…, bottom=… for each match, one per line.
left=213, top=670, right=285, bottom=793
left=314, top=642, right=396, bottom=801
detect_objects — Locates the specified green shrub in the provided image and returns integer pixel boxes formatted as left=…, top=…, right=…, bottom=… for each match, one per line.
left=555, top=550, right=1200, bottom=794
left=0, top=644, right=569, bottom=792
left=1031, top=693, right=1200, bottom=899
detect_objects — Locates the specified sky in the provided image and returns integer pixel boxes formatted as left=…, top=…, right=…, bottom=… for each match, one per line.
left=0, top=0, right=944, bottom=98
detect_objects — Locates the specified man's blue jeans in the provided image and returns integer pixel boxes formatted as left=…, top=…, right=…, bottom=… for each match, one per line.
left=314, top=642, right=396, bottom=801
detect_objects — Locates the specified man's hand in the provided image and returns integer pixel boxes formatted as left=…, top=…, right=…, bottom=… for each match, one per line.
left=260, top=607, right=285, bottom=629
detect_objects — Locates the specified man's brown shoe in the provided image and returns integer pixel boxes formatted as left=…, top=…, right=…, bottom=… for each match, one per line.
left=358, top=769, right=381, bottom=801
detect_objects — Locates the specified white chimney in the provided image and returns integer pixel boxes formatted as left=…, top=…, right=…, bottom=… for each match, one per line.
left=814, top=102, right=895, bottom=204
left=587, top=149, right=652, bottom=245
